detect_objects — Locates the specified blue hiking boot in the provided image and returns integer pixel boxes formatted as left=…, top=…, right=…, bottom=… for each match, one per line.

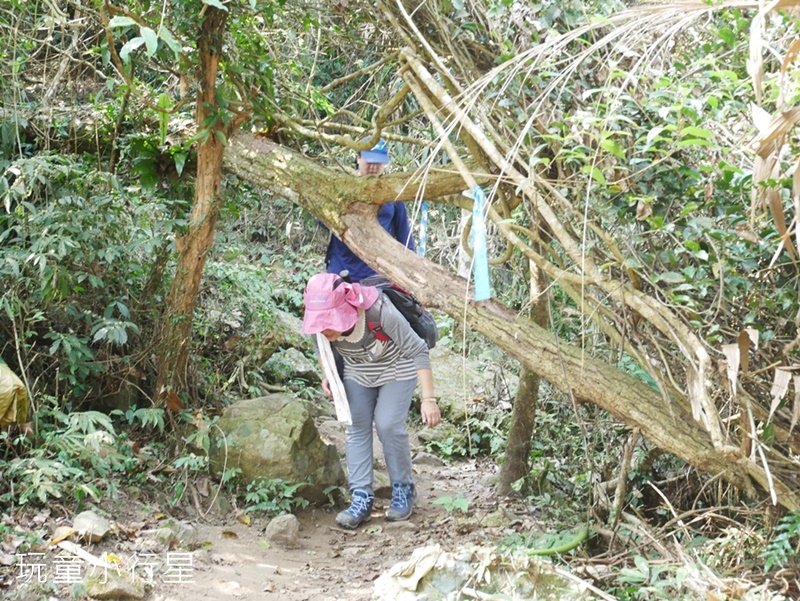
left=386, top=482, right=417, bottom=521
left=335, top=489, right=374, bottom=529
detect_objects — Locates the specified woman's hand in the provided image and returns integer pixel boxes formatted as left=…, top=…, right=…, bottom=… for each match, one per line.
left=321, top=378, right=333, bottom=398
left=420, top=399, right=441, bottom=428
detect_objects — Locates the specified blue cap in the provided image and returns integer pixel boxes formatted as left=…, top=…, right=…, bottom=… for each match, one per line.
left=359, top=138, right=389, bottom=164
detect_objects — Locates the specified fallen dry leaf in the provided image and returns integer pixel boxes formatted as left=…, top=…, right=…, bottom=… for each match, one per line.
left=165, top=390, right=184, bottom=412
left=49, top=526, right=76, bottom=545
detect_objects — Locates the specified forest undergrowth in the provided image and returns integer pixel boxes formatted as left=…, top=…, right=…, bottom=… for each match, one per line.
left=1, top=198, right=798, bottom=600
left=2, top=1, right=800, bottom=596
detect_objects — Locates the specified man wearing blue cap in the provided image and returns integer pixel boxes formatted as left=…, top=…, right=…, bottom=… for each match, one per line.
left=325, top=138, right=416, bottom=282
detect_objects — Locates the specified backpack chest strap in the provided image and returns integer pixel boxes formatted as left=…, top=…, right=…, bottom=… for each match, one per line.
left=367, top=321, right=391, bottom=342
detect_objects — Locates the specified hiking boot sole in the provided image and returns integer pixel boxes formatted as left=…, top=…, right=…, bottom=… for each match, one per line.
left=335, top=513, right=372, bottom=530
left=385, top=509, right=413, bottom=521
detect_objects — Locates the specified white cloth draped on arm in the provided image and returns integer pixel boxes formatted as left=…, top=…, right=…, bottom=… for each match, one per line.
left=316, top=333, right=351, bottom=425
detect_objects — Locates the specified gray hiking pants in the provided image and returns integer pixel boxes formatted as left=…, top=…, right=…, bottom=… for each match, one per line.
left=342, top=378, right=416, bottom=494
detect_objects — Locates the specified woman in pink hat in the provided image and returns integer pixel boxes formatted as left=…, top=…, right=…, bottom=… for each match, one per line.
left=302, top=272, right=440, bottom=529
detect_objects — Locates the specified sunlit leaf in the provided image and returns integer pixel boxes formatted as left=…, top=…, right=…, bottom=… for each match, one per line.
left=676, top=138, right=712, bottom=148
left=202, top=0, right=229, bottom=11
left=600, top=138, right=626, bottom=160
left=109, top=16, right=137, bottom=28
left=717, top=27, right=735, bottom=49
left=140, top=26, right=158, bottom=56
left=158, top=94, right=172, bottom=146
left=581, top=165, right=606, bottom=185
left=119, top=37, right=146, bottom=63
left=681, top=126, right=714, bottom=140
left=158, top=26, right=182, bottom=58
left=174, top=152, right=188, bottom=176
left=50, top=526, right=77, bottom=545
left=680, top=202, right=699, bottom=217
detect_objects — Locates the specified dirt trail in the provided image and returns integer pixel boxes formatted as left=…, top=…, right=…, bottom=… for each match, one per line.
left=3, top=424, right=537, bottom=601
left=151, top=458, right=507, bottom=601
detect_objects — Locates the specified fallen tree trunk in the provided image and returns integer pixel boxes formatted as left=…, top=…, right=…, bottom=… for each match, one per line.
left=224, top=131, right=800, bottom=511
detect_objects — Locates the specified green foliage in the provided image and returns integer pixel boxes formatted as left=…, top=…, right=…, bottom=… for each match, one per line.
left=467, top=412, right=508, bottom=457
left=0, top=522, right=45, bottom=554
left=271, top=247, right=324, bottom=312
left=425, top=410, right=509, bottom=459
left=111, top=407, right=166, bottom=433
left=243, top=478, right=309, bottom=515
left=425, top=436, right=468, bottom=459
left=4, top=457, right=99, bottom=506
left=0, top=153, right=179, bottom=401
left=0, top=401, right=139, bottom=507
left=192, top=258, right=291, bottom=400
left=610, top=555, right=691, bottom=600
left=172, top=452, right=208, bottom=472
left=432, top=495, right=470, bottom=514
left=761, top=511, right=800, bottom=572
left=617, top=353, right=659, bottom=391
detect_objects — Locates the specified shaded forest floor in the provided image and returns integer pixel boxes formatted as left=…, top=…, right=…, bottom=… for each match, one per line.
left=151, top=455, right=504, bottom=601
left=4, top=412, right=796, bottom=600
left=3, top=422, right=559, bottom=601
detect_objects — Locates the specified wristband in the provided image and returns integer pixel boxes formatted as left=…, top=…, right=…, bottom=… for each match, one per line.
left=421, top=397, right=438, bottom=404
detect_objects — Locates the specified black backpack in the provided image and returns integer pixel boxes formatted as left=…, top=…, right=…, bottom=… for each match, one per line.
left=359, top=275, right=438, bottom=349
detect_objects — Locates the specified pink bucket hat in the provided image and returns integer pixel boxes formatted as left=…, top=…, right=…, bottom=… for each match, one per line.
left=301, top=273, right=379, bottom=335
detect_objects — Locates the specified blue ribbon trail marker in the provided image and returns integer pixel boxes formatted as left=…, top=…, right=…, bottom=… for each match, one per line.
left=467, top=186, right=491, bottom=301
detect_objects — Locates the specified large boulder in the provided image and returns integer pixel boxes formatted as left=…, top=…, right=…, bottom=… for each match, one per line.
left=210, top=395, right=344, bottom=503
left=430, top=345, right=518, bottom=419
left=262, top=348, right=320, bottom=385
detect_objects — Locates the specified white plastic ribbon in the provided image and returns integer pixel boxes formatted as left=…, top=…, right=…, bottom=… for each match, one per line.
left=316, top=333, right=351, bottom=425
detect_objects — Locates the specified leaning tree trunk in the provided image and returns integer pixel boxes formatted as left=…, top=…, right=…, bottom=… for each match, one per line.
left=497, top=259, right=549, bottom=496
left=498, top=367, right=540, bottom=495
left=223, top=132, right=800, bottom=511
left=341, top=208, right=798, bottom=510
left=154, top=7, right=228, bottom=405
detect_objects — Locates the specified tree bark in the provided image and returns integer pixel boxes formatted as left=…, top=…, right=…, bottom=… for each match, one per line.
left=497, top=259, right=549, bottom=496
left=498, top=368, right=540, bottom=495
left=223, top=133, right=800, bottom=511
left=154, top=7, right=228, bottom=404
left=223, top=133, right=489, bottom=233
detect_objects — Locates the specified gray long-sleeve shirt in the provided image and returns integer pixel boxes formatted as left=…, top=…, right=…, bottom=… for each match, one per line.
left=319, top=294, right=431, bottom=387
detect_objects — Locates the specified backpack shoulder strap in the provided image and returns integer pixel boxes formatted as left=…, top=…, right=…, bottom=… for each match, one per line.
left=365, top=295, right=391, bottom=341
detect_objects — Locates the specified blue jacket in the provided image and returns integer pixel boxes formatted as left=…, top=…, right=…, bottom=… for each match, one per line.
left=326, top=202, right=416, bottom=282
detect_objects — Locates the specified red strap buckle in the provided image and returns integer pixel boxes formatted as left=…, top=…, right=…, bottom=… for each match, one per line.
left=367, top=322, right=390, bottom=341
